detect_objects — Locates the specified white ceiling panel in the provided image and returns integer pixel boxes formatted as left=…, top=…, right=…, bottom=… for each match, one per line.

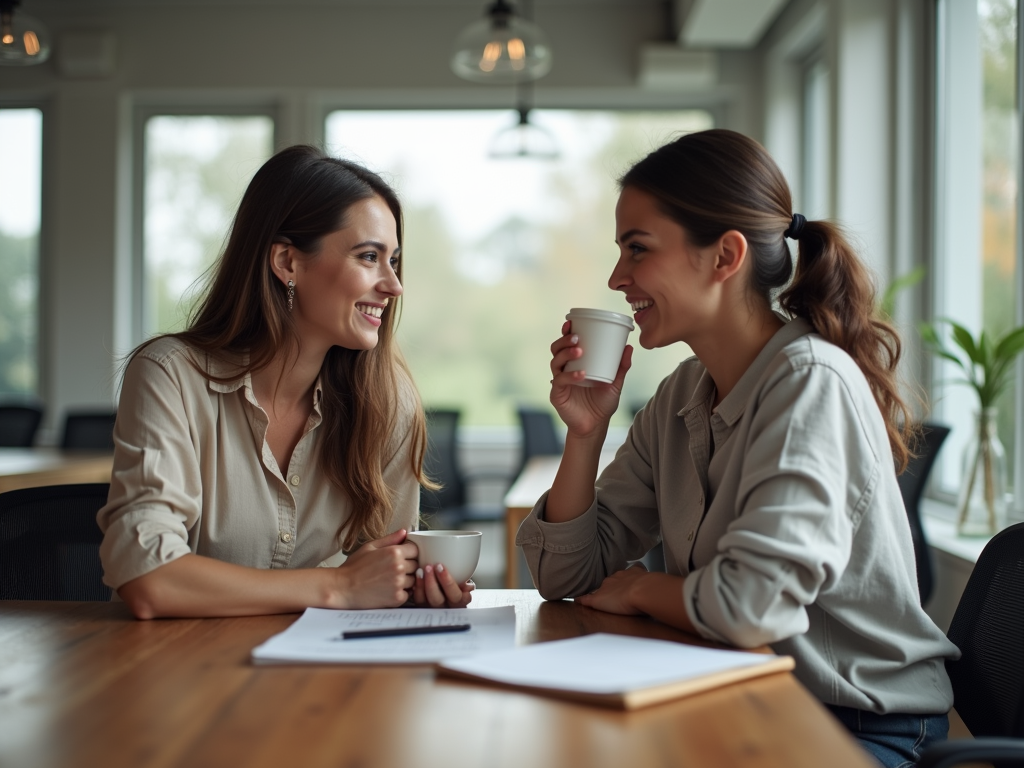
left=681, top=0, right=789, bottom=48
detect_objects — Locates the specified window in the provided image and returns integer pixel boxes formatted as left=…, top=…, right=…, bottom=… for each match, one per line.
left=801, top=54, right=831, bottom=220
left=0, top=108, right=42, bottom=396
left=934, top=0, right=1019, bottom=499
left=324, top=109, right=713, bottom=426
left=141, top=114, right=274, bottom=338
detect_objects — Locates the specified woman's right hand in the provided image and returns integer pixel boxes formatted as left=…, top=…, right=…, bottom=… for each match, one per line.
left=549, top=320, right=632, bottom=438
left=335, top=529, right=418, bottom=609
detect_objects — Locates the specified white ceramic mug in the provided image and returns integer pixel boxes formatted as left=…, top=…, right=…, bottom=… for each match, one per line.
left=563, top=308, right=635, bottom=386
left=406, top=530, right=482, bottom=584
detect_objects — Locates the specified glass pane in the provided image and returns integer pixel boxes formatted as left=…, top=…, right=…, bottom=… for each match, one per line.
left=980, top=0, right=1018, bottom=486
left=802, top=57, right=831, bottom=220
left=143, top=115, right=274, bottom=336
left=325, top=109, right=714, bottom=426
left=0, top=108, right=42, bottom=396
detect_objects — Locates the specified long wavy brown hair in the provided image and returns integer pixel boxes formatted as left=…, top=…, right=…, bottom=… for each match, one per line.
left=134, top=145, right=430, bottom=549
left=621, top=129, right=914, bottom=472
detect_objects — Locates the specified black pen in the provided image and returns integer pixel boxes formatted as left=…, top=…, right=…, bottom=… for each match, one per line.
left=342, top=623, right=472, bottom=640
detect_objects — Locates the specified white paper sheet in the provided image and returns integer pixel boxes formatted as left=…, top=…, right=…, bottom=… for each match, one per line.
left=251, top=606, right=516, bottom=664
left=440, top=632, right=782, bottom=694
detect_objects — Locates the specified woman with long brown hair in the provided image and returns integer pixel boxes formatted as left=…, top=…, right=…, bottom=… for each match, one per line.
left=520, top=129, right=957, bottom=766
left=99, top=145, right=472, bottom=617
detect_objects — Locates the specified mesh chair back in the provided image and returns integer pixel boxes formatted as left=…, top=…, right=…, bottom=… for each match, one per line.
left=945, top=521, right=1024, bottom=738
left=516, top=407, right=561, bottom=476
left=61, top=410, right=117, bottom=450
left=421, top=409, right=465, bottom=515
left=0, top=483, right=112, bottom=600
left=0, top=404, right=44, bottom=447
left=897, top=423, right=950, bottom=605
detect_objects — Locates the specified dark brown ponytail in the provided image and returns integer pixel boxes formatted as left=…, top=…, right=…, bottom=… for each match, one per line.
left=621, top=129, right=913, bottom=471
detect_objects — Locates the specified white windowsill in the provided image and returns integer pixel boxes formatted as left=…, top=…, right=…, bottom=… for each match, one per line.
left=920, top=498, right=994, bottom=564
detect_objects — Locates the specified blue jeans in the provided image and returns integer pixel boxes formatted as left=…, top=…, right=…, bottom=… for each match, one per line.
left=827, top=705, right=949, bottom=768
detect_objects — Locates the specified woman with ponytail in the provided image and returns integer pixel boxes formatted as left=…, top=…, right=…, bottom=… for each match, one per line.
left=99, top=146, right=472, bottom=618
left=520, top=129, right=957, bottom=766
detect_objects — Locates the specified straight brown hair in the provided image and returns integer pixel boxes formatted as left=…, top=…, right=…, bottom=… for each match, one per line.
left=621, top=129, right=914, bottom=471
left=134, top=145, right=430, bottom=549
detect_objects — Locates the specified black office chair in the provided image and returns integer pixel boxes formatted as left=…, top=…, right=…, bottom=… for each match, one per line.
left=917, top=522, right=1024, bottom=768
left=515, top=406, right=562, bottom=478
left=0, top=402, right=44, bottom=447
left=61, top=409, right=117, bottom=450
left=897, top=422, right=950, bottom=606
left=0, top=483, right=112, bottom=600
left=420, top=409, right=469, bottom=529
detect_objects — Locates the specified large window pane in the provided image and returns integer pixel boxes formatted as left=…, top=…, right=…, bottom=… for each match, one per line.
left=325, top=110, right=713, bottom=426
left=143, top=115, right=274, bottom=336
left=0, top=108, right=42, bottom=396
left=934, top=0, right=1019, bottom=500
left=980, top=0, right=1018, bottom=482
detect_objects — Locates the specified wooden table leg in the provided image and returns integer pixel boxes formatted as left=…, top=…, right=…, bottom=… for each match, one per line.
left=504, top=506, right=530, bottom=589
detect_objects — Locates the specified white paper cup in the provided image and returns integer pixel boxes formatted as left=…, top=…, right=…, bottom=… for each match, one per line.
left=406, top=530, right=482, bottom=584
left=563, top=308, right=635, bottom=386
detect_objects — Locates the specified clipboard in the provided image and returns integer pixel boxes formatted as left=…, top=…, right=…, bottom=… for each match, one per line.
left=437, top=632, right=795, bottom=710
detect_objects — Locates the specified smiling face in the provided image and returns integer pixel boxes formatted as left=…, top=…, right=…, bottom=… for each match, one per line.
left=608, top=186, right=721, bottom=350
left=287, top=195, right=403, bottom=353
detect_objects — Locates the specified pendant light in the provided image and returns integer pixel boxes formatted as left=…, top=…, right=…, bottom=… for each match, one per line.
left=451, top=0, right=552, bottom=84
left=489, top=108, right=559, bottom=160
left=489, top=82, right=559, bottom=160
left=0, top=0, right=51, bottom=66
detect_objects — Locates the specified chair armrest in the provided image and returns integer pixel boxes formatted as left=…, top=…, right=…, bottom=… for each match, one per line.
left=916, top=737, right=1024, bottom=768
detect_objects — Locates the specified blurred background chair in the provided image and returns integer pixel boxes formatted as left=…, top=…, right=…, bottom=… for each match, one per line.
left=0, top=482, right=112, bottom=600
left=420, top=408, right=507, bottom=531
left=917, top=521, right=1024, bottom=768
left=61, top=409, right=117, bottom=451
left=420, top=409, right=469, bottom=529
left=897, top=422, right=950, bottom=606
left=0, top=401, right=44, bottom=447
left=515, top=406, right=562, bottom=478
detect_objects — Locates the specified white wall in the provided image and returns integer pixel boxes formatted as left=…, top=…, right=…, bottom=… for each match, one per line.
left=0, top=1, right=759, bottom=434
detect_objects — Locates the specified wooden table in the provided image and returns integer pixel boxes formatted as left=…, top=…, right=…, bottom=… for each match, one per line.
left=503, top=451, right=617, bottom=589
left=0, top=590, right=873, bottom=768
left=0, top=447, right=113, bottom=493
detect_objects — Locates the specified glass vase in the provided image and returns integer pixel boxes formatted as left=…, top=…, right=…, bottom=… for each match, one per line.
left=956, top=408, right=1007, bottom=537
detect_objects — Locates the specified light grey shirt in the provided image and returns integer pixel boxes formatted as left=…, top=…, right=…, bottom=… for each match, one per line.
left=517, top=318, right=958, bottom=714
left=98, top=336, right=421, bottom=590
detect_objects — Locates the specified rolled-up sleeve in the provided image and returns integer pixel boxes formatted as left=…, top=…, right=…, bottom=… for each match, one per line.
left=517, top=426, right=662, bottom=600
left=684, top=362, right=872, bottom=648
left=98, top=351, right=202, bottom=589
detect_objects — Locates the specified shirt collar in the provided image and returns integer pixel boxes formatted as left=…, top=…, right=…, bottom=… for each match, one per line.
left=203, top=350, right=324, bottom=415
left=204, top=349, right=248, bottom=393
left=712, top=316, right=814, bottom=426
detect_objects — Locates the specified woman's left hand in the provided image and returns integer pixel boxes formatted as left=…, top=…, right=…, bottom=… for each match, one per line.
left=412, top=563, right=474, bottom=608
left=575, top=564, right=648, bottom=615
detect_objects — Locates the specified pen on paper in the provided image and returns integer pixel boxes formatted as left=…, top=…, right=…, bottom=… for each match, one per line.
left=341, top=624, right=472, bottom=640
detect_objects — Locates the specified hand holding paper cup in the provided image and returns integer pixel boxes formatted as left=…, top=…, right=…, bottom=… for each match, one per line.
left=406, top=530, right=482, bottom=584
left=563, top=308, right=635, bottom=386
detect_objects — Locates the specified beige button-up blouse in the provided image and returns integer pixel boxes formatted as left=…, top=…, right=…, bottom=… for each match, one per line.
left=98, top=336, right=421, bottom=590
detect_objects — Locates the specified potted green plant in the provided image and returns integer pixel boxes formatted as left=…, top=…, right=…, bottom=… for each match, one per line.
left=920, top=319, right=1024, bottom=535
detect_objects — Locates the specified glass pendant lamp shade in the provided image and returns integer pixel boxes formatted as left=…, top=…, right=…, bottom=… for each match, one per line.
left=489, top=108, right=560, bottom=160
left=451, top=0, right=552, bottom=83
left=0, top=1, right=51, bottom=66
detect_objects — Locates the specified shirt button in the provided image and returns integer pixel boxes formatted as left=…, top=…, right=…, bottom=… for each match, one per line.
left=687, top=530, right=694, bottom=542
left=290, top=475, right=300, bottom=486
left=280, top=532, right=293, bottom=543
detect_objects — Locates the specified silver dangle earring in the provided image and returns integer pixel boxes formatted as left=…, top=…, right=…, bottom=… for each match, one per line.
left=287, top=280, right=295, bottom=312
